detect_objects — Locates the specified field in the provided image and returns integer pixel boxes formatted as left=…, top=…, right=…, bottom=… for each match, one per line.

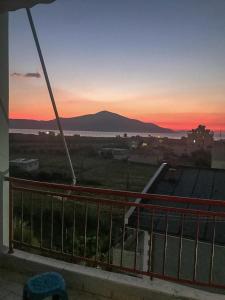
left=10, top=134, right=158, bottom=192
left=10, top=134, right=158, bottom=264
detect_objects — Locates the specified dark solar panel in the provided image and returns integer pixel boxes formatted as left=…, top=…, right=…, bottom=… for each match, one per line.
left=211, top=170, right=225, bottom=201
left=173, top=168, right=200, bottom=198
left=129, top=165, right=225, bottom=244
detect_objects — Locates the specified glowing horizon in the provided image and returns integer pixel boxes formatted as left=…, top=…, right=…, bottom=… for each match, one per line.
left=9, top=113, right=224, bottom=131
left=9, top=0, right=225, bottom=131
left=9, top=76, right=225, bottom=131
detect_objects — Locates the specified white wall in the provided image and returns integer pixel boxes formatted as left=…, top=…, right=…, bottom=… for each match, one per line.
left=211, top=142, right=225, bottom=169
left=0, top=12, right=9, bottom=249
left=212, top=160, right=225, bottom=170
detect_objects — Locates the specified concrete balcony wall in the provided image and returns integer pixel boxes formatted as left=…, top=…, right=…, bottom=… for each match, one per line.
left=0, top=250, right=224, bottom=300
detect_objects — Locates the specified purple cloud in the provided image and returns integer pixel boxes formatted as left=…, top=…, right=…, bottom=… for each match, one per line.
left=11, top=72, right=41, bottom=79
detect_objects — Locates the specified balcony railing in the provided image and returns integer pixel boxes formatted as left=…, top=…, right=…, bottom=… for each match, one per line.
left=5, top=177, right=225, bottom=290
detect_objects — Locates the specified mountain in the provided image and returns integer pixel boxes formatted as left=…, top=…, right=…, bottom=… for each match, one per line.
left=9, top=111, right=173, bottom=133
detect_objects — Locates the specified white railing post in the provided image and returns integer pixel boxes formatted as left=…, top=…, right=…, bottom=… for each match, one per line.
left=0, top=12, right=9, bottom=252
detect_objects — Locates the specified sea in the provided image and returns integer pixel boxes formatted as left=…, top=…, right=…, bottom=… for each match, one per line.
left=9, top=129, right=225, bottom=141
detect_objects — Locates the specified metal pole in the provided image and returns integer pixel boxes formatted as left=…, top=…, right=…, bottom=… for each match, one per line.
left=26, top=8, right=77, bottom=185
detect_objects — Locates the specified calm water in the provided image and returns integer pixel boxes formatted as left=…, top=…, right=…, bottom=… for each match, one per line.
left=9, top=128, right=225, bottom=140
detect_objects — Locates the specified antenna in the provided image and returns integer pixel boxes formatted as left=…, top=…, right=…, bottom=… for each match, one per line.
left=26, top=8, right=77, bottom=185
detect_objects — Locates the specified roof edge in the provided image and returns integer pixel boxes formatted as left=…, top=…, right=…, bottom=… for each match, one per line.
left=0, top=0, right=55, bottom=13
left=125, top=162, right=168, bottom=223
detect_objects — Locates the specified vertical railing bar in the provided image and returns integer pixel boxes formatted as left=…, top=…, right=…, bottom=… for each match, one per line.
left=178, top=213, right=184, bottom=280
left=148, top=209, right=154, bottom=279
left=61, top=197, right=64, bottom=254
left=120, top=206, right=126, bottom=267
left=162, top=211, right=169, bottom=276
left=108, top=205, right=113, bottom=264
left=72, top=201, right=76, bottom=256
left=209, top=216, right=216, bottom=284
left=40, top=196, right=43, bottom=249
left=50, top=197, right=54, bottom=250
left=30, top=193, right=33, bottom=245
left=134, top=207, right=140, bottom=271
left=8, top=183, right=14, bottom=254
left=84, top=201, right=88, bottom=258
left=21, top=191, right=24, bottom=244
left=193, top=215, right=200, bottom=282
left=95, top=202, right=100, bottom=261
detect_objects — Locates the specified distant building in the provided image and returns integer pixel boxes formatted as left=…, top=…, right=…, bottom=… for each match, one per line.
left=10, top=158, right=39, bottom=172
left=128, top=136, right=143, bottom=150
left=129, top=140, right=139, bottom=149
left=39, top=131, right=56, bottom=137
left=99, top=148, right=129, bottom=160
left=128, top=152, right=163, bottom=165
left=186, top=124, right=214, bottom=153
left=212, top=141, right=225, bottom=169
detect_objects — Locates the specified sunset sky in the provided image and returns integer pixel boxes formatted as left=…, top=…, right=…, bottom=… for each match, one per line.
left=9, top=0, right=225, bottom=130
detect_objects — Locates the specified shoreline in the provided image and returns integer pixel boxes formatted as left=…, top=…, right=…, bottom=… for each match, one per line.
left=9, top=129, right=225, bottom=141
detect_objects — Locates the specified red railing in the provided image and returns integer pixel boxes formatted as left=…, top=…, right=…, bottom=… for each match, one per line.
left=6, top=177, right=225, bottom=290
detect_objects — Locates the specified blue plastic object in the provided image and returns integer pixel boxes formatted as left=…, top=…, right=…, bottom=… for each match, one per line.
left=23, top=272, right=68, bottom=300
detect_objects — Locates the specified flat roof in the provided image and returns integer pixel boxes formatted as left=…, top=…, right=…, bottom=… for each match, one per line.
left=10, top=158, right=39, bottom=164
left=149, top=165, right=225, bottom=200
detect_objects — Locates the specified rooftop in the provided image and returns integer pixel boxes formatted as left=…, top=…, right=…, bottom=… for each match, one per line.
left=149, top=165, right=225, bottom=200
left=128, top=165, right=225, bottom=243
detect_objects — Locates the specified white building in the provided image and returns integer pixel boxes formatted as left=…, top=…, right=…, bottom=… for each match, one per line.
left=10, top=158, right=39, bottom=172
left=187, top=125, right=214, bottom=154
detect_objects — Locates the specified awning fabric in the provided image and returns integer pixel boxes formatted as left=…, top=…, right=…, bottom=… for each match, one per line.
left=0, top=0, right=55, bottom=13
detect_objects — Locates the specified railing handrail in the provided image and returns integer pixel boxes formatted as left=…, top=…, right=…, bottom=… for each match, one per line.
left=10, top=185, right=225, bottom=218
left=8, top=176, right=225, bottom=290
left=5, top=176, right=225, bottom=208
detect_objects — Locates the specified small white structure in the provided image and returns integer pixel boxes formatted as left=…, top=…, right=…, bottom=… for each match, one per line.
left=112, top=229, right=150, bottom=272
left=211, top=141, right=225, bottom=169
left=10, top=158, right=39, bottom=172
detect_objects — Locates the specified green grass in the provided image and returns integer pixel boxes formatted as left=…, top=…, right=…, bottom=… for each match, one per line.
left=10, top=135, right=158, bottom=192
left=35, top=154, right=157, bottom=191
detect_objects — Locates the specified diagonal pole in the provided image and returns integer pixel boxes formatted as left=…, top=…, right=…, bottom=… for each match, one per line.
left=26, top=8, right=77, bottom=185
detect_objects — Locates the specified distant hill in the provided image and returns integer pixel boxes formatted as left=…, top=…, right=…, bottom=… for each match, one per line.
left=9, top=111, right=173, bottom=133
